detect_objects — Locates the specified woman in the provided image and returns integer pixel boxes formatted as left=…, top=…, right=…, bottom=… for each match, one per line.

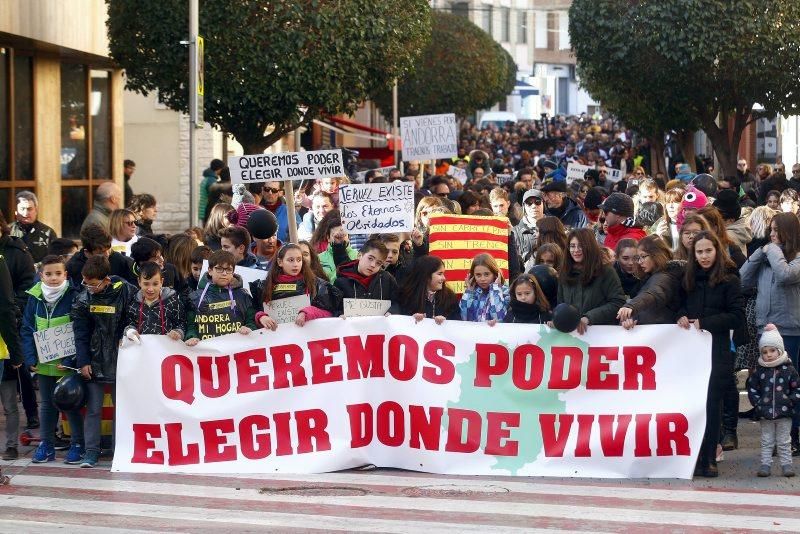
left=396, top=255, right=459, bottom=323
left=678, top=231, right=744, bottom=477
left=298, top=192, right=335, bottom=242
left=765, top=190, right=782, bottom=211
left=613, top=238, right=640, bottom=297
left=203, top=202, right=233, bottom=251
left=746, top=206, right=779, bottom=257
left=414, top=196, right=444, bottom=234
left=128, top=193, right=157, bottom=236
left=109, top=209, right=139, bottom=256
left=656, top=187, right=684, bottom=251
left=557, top=228, right=626, bottom=334
left=697, top=206, right=746, bottom=267
left=165, top=233, right=196, bottom=282
left=674, top=212, right=712, bottom=261
left=616, top=235, right=682, bottom=328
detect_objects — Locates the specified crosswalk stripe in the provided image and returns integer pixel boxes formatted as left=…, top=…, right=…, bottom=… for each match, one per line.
left=0, top=519, right=146, bottom=534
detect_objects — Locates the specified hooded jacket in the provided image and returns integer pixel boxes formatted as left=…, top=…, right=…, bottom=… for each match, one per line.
left=0, top=234, right=35, bottom=316
left=558, top=264, right=626, bottom=326
left=747, top=355, right=800, bottom=420
left=21, top=281, right=78, bottom=376
left=603, top=221, right=647, bottom=252
left=623, top=261, right=684, bottom=325
left=186, top=273, right=256, bottom=340
left=333, top=260, right=398, bottom=313
left=740, top=244, right=800, bottom=336
left=124, top=286, right=186, bottom=338
left=544, top=196, right=587, bottom=229
left=71, top=276, right=137, bottom=383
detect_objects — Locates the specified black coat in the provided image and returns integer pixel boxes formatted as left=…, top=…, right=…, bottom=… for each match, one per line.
left=0, top=256, right=23, bottom=367
left=334, top=260, right=398, bottom=313
left=0, top=234, right=35, bottom=316
left=252, top=275, right=341, bottom=315
left=504, top=300, right=552, bottom=324
left=9, top=220, right=57, bottom=263
left=626, top=261, right=684, bottom=325
left=614, top=262, right=640, bottom=298
left=67, top=250, right=138, bottom=287
left=397, top=291, right=460, bottom=320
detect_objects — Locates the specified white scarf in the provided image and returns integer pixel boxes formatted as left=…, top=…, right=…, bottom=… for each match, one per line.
left=758, top=350, right=790, bottom=368
left=41, top=280, right=68, bottom=304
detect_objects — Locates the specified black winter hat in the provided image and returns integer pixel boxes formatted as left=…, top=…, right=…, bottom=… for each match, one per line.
left=598, top=192, right=634, bottom=218
left=692, top=173, right=718, bottom=199
left=246, top=208, right=278, bottom=240
left=713, top=189, right=742, bottom=221
left=541, top=180, right=567, bottom=193
left=584, top=186, right=607, bottom=211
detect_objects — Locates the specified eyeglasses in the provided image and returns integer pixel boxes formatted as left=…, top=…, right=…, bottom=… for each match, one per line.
left=682, top=230, right=700, bottom=238
left=637, top=254, right=650, bottom=262
left=212, top=266, right=234, bottom=274
left=263, top=187, right=281, bottom=194
left=81, top=279, right=105, bottom=290
left=124, top=220, right=136, bottom=226
left=599, top=170, right=608, bottom=175
left=525, top=198, right=543, bottom=206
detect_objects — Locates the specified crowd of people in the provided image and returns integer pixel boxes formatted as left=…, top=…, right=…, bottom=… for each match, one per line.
left=1, top=115, right=800, bottom=481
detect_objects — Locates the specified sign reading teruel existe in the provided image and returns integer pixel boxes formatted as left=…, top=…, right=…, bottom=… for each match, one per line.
left=113, top=319, right=711, bottom=479
left=400, top=113, right=458, bottom=160
left=228, top=149, right=345, bottom=184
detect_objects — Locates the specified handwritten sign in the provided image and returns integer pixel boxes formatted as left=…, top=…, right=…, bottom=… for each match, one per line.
left=400, top=113, right=458, bottom=160
left=228, top=149, right=345, bottom=184
left=339, top=183, right=414, bottom=234
left=447, top=166, right=468, bottom=184
left=567, top=163, right=623, bottom=185
left=200, top=261, right=267, bottom=297
left=342, top=298, right=391, bottom=317
left=33, top=323, right=76, bottom=363
left=497, top=173, right=513, bottom=185
left=265, top=294, right=311, bottom=324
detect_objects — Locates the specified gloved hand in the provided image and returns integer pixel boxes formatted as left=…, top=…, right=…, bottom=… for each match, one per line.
left=125, top=329, right=141, bottom=344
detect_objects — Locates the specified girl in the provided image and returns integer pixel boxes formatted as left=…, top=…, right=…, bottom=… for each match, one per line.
left=657, top=187, right=685, bottom=251
left=255, top=244, right=340, bottom=331
left=203, top=202, right=233, bottom=251
left=534, top=243, right=564, bottom=272
left=396, top=255, right=459, bottom=324
left=109, top=209, right=139, bottom=256
left=20, top=255, right=85, bottom=464
left=298, top=240, right=329, bottom=282
left=459, top=253, right=510, bottom=324
left=766, top=190, right=782, bottom=211
left=674, top=212, right=712, bottom=261
left=617, top=235, right=682, bottom=328
left=536, top=216, right=568, bottom=252
left=613, top=238, right=640, bottom=297
left=558, top=228, right=626, bottom=334
left=128, top=193, right=158, bottom=236
left=504, top=274, right=551, bottom=324
left=679, top=231, right=744, bottom=477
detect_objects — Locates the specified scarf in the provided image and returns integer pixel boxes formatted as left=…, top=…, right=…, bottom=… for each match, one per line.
left=758, top=351, right=790, bottom=368
left=41, top=280, right=68, bottom=304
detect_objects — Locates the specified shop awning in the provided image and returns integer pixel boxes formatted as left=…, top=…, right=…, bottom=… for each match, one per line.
left=312, top=119, right=388, bottom=142
left=512, top=80, right=539, bottom=96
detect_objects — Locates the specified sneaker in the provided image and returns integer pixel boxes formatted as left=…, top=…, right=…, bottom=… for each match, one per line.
left=2, top=447, right=18, bottom=461
left=31, top=442, right=55, bottom=463
left=63, top=443, right=85, bottom=465
left=80, top=450, right=99, bottom=468
left=758, top=464, right=772, bottom=477
left=783, top=465, right=796, bottom=477
left=25, top=417, right=40, bottom=430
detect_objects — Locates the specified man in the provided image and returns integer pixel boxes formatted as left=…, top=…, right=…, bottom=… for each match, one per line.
left=123, top=159, right=136, bottom=207
left=713, top=190, right=751, bottom=256
left=198, top=159, right=225, bottom=224
left=9, top=191, right=57, bottom=263
left=541, top=181, right=587, bottom=229
left=736, top=158, right=756, bottom=192
left=517, top=167, right=536, bottom=189
left=259, top=181, right=300, bottom=243
left=387, top=168, right=403, bottom=181
left=788, top=163, right=800, bottom=194
left=80, top=181, right=121, bottom=233
left=598, top=192, right=646, bottom=251
left=427, top=176, right=450, bottom=198
left=513, top=189, right=545, bottom=270
left=298, top=191, right=334, bottom=241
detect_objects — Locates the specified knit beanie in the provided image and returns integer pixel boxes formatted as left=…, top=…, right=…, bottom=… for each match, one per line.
left=227, top=203, right=262, bottom=229
left=231, top=183, right=255, bottom=209
left=759, top=324, right=785, bottom=352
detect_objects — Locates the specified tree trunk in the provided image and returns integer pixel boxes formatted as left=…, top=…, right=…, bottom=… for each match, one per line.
left=678, top=131, right=697, bottom=173
left=703, top=121, right=738, bottom=178
left=649, top=136, right=666, bottom=176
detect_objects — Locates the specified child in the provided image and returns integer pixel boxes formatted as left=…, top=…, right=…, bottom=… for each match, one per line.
left=459, top=253, right=510, bottom=324
left=747, top=324, right=800, bottom=477
left=71, top=255, right=136, bottom=468
left=189, top=245, right=212, bottom=291
left=372, top=233, right=413, bottom=286
left=334, top=240, right=398, bottom=311
left=254, top=244, right=340, bottom=330
left=504, top=274, right=551, bottom=324
left=219, top=225, right=265, bottom=270
left=21, top=255, right=85, bottom=464
left=317, top=214, right=357, bottom=282
left=124, top=262, right=186, bottom=342
left=185, top=250, right=256, bottom=345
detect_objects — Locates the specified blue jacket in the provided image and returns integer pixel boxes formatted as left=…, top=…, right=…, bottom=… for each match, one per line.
left=21, top=281, right=79, bottom=376
left=272, top=202, right=301, bottom=243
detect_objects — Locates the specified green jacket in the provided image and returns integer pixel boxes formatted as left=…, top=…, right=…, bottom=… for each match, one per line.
left=558, top=264, right=626, bottom=326
left=319, top=243, right=357, bottom=283
left=21, top=281, right=78, bottom=377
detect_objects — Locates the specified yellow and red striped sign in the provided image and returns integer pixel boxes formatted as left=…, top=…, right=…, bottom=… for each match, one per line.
left=428, top=214, right=509, bottom=294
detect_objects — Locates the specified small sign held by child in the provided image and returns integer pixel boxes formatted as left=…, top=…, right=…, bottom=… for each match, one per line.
left=342, top=298, right=391, bottom=317
left=265, top=294, right=310, bottom=324
left=33, top=323, right=76, bottom=363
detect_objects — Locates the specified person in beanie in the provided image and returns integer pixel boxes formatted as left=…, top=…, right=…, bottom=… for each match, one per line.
left=747, top=324, right=800, bottom=477
left=714, top=189, right=752, bottom=257
left=599, top=192, right=646, bottom=251
left=583, top=186, right=607, bottom=226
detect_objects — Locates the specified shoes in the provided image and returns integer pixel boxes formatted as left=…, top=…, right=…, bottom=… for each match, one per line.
left=703, top=463, right=719, bottom=478
left=783, top=465, right=796, bottom=477
left=63, top=443, right=85, bottom=465
left=25, top=417, right=39, bottom=430
left=80, top=450, right=99, bottom=468
left=53, top=436, right=71, bottom=451
left=31, top=442, right=55, bottom=463
left=757, top=464, right=771, bottom=477
left=2, top=447, right=18, bottom=461
left=721, top=433, right=738, bottom=451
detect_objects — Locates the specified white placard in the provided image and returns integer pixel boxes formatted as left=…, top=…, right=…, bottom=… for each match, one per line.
left=497, top=173, right=513, bottom=185
left=200, top=261, right=267, bottom=297
left=400, top=113, right=458, bottom=160
left=342, top=298, right=392, bottom=317
left=604, top=167, right=624, bottom=183
left=447, top=166, right=468, bottom=184
left=338, top=183, right=414, bottom=234
left=33, top=323, right=76, bottom=363
left=228, top=149, right=345, bottom=185
left=265, top=294, right=311, bottom=324
left=566, top=162, right=592, bottom=185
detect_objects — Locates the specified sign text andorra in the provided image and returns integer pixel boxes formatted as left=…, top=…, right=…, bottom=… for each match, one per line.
left=228, top=149, right=345, bottom=184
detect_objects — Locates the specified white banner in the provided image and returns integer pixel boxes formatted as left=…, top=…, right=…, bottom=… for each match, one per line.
left=200, top=260, right=266, bottom=297
left=339, top=183, right=414, bottom=234
left=113, top=320, right=711, bottom=478
left=400, top=113, right=458, bottom=160
left=446, top=166, right=468, bottom=184
left=228, top=150, right=345, bottom=185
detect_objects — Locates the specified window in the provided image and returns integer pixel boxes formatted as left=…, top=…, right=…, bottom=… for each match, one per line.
left=517, top=11, right=528, bottom=44
left=558, top=11, right=571, bottom=50
left=500, top=7, right=510, bottom=42
left=91, top=70, right=111, bottom=179
left=451, top=2, right=469, bottom=19
left=534, top=11, right=548, bottom=49
left=482, top=5, right=493, bottom=35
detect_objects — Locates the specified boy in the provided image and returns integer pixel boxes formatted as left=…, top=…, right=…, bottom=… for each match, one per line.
left=219, top=226, right=265, bottom=270
left=21, top=255, right=85, bottom=464
left=334, top=239, right=398, bottom=313
left=66, top=224, right=137, bottom=286
left=188, top=245, right=212, bottom=291
left=370, top=233, right=412, bottom=286
left=71, top=255, right=136, bottom=468
left=130, top=237, right=189, bottom=304
left=124, top=262, right=186, bottom=342
left=185, top=250, right=256, bottom=346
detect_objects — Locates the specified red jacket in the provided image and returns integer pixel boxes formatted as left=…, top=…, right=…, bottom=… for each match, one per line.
left=604, top=223, right=647, bottom=251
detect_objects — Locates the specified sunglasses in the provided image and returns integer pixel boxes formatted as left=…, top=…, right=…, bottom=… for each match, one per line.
left=263, top=187, right=281, bottom=193
left=525, top=198, right=543, bottom=206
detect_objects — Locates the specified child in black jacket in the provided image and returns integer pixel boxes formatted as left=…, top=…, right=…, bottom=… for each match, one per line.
left=504, top=274, right=552, bottom=324
left=124, top=262, right=186, bottom=342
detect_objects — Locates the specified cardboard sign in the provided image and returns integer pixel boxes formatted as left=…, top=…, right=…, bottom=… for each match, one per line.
left=195, top=308, right=242, bottom=340
left=339, top=183, right=414, bottom=234
left=265, top=294, right=311, bottom=324
left=400, top=113, right=458, bottom=160
left=446, top=166, right=468, bottom=184
left=342, top=298, right=391, bottom=317
left=228, top=149, right=345, bottom=185
left=33, top=323, right=76, bottom=363
left=604, top=167, right=624, bottom=183
left=200, top=261, right=267, bottom=297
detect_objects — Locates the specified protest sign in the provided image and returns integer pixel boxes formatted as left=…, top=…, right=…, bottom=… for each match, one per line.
left=496, top=173, right=513, bottom=185
left=33, top=323, right=76, bottom=363
left=446, top=165, right=468, bottom=184
left=604, top=167, right=624, bottom=183
left=339, top=183, right=414, bottom=234
left=400, top=114, right=458, bottom=160
left=114, top=320, right=712, bottom=479
left=566, top=162, right=592, bottom=185
left=228, top=149, right=345, bottom=185
left=428, top=214, right=509, bottom=294
left=342, top=298, right=391, bottom=317
left=265, top=294, right=311, bottom=324
left=200, top=261, right=267, bottom=297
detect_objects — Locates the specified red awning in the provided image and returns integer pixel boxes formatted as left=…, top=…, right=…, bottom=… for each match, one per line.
left=326, top=115, right=391, bottom=137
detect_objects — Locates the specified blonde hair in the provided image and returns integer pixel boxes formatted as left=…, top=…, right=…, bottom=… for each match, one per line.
left=414, top=196, right=444, bottom=229
left=489, top=187, right=510, bottom=203
left=109, top=209, right=136, bottom=241
left=747, top=205, right=779, bottom=239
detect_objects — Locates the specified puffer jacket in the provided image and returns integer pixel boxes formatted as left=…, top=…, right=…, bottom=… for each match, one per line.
left=124, top=286, right=186, bottom=337
left=558, top=264, right=626, bottom=325
left=459, top=283, right=510, bottom=322
left=740, top=244, right=800, bottom=336
left=624, top=261, right=684, bottom=325
left=747, top=356, right=800, bottom=420
left=186, top=273, right=257, bottom=340
left=71, top=276, right=137, bottom=383
left=21, top=281, right=78, bottom=376
left=603, top=222, right=647, bottom=253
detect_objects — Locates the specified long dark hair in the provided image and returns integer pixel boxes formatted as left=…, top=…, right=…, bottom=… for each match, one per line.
left=263, top=244, right=317, bottom=304
left=561, top=228, right=604, bottom=285
left=536, top=216, right=568, bottom=251
left=684, top=230, right=735, bottom=291
left=397, top=255, right=458, bottom=316
left=509, top=274, right=550, bottom=313
left=771, top=212, right=800, bottom=261
left=298, top=240, right=328, bottom=281
left=310, top=209, right=342, bottom=250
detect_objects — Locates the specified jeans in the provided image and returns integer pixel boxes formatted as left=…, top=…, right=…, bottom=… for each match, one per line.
left=781, top=335, right=800, bottom=430
left=16, top=366, right=38, bottom=420
left=0, top=379, right=19, bottom=449
left=700, top=377, right=723, bottom=469
left=37, top=374, right=84, bottom=446
left=761, top=418, right=793, bottom=467
left=84, top=382, right=115, bottom=454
